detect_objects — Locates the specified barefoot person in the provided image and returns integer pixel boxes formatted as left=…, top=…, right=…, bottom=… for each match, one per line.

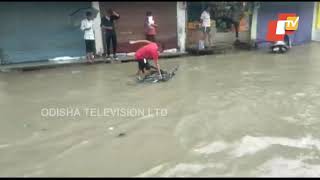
left=80, top=11, right=95, bottom=63
left=230, top=4, right=244, bottom=42
left=129, top=40, right=164, bottom=80
left=200, top=6, right=212, bottom=48
left=144, top=11, right=158, bottom=42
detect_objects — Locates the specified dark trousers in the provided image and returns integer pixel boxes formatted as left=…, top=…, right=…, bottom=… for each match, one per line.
left=233, top=21, right=239, bottom=39
left=105, top=31, right=117, bottom=56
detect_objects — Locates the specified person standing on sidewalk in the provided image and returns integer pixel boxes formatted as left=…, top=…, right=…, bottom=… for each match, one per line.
left=101, top=8, right=120, bottom=61
left=200, top=6, right=212, bottom=48
left=144, top=11, right=158, bottom=42
left=80, top=11, right=95, bottom=63
left=231, top=4, right=243, bottom=42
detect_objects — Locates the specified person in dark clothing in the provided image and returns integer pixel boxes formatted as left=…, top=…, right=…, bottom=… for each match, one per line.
left=101, top=8, right=120, bottom=61
left=230, top=4, right=243, bottom=41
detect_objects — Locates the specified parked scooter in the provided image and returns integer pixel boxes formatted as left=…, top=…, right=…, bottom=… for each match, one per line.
left=270, top=34, right=291, bottom=53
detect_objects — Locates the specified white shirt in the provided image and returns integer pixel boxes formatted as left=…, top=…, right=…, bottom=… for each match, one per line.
left=200, top=10, right=211, bottom=27
left=80, top=19, right=95, bottom=40
left=147, top=16, right=155, bottom=26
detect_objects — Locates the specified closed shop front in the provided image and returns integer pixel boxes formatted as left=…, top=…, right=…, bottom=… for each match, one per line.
left=186, top=2, right=253, bottom=48
left=0, top=2, right=91, bottom=64
left=99, top=2, right=177, bottom=53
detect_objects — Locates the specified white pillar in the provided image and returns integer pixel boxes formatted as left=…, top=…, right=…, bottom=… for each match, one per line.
left=312, top=2, right=319, bottom=41
left=92, top=2, right=104, bottom=55
left=250, top=4, right=259, bottom=40
left=177, top=2, right=187, bottom=52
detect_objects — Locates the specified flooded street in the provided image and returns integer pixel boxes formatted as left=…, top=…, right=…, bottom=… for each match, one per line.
left=1, top=43, right=320, bottom=177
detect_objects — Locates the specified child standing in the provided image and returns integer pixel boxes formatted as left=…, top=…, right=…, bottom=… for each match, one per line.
left=80, top=11, right=95, bottom=63
left=144, top=11, right=158, bottom=42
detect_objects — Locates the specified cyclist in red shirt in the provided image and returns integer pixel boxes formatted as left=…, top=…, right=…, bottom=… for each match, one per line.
left=129, top=40, right=164, bottom=79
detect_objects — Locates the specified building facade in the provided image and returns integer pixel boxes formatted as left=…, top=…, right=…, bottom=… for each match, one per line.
left=186, top=2, right=253, bottom=49
left=94, top=1, right=186, bottom=55
left=251, top=2, right=315, bottom=47
left=0, top=2, right=187, bottom=65
left=5, top=2, right=320, bottom=65
left=0, top=2, right=92, bottom=64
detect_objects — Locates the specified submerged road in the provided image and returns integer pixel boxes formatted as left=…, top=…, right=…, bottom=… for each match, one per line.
left=1, top=43, right=320, bottom=177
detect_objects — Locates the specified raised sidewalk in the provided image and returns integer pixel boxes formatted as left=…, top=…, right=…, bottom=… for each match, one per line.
left=0, top=52, right=187, bottom=72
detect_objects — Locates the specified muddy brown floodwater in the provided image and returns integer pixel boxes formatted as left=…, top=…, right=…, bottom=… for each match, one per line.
left=1, top=43, right=320, bottom=177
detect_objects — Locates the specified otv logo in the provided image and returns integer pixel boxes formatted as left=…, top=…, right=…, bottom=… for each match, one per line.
left=266, top=13, right=299, bottom=42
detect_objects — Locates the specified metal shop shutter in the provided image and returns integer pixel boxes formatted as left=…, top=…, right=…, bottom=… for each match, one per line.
left=99, top=2, right=177, bottom=53
left=0, top=2, right=91, bottom=64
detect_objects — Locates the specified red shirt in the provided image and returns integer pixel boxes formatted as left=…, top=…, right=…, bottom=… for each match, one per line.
left=135, top=43, right=159, bottom=64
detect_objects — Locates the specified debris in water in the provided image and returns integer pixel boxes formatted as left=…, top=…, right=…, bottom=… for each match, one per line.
left=127, top=52, right=135, bottom=56
left=0, top=144, right=10, bottom=149
left=0, top=68, right=11, bottom=73
left=71, top=70, right=81, bottom=74
left=117, top=133, right=126, bottom=137
left=163, top=48, right=177, bottom=53
left=108, top=127, right=114, bottom=131
left=49, top=56, right=81, bottom=61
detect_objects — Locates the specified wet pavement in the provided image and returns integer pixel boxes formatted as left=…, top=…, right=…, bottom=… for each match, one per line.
left=1, top=43, right=320, bottom=177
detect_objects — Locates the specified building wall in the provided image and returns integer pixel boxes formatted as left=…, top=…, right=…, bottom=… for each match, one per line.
left=99, top=2, right=177, bottom=53
left=256, top=2, right=314, bottom=47
left=0, top=2, right=184, bottom=64
left=186, top=2, right=252, bottom=48
left=0, top=2, right=91, bottom=64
